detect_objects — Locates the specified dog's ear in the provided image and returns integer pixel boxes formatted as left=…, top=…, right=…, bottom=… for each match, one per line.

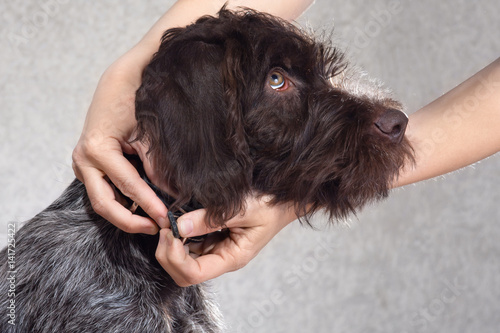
left=134, top=19, right=252, bottom=225
left=221, top=37, right=253, bottom=170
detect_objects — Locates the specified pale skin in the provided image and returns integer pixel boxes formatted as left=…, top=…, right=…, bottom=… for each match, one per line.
left=72, top=0, right=500, bottom=286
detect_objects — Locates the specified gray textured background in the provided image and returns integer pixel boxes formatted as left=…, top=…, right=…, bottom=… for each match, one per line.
left=1, top=1, right=499, bottom=332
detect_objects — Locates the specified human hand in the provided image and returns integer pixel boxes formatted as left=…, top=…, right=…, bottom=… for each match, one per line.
left=155, top=195, right=297, bottom=286
left=72, top=68, right=168, bottom=234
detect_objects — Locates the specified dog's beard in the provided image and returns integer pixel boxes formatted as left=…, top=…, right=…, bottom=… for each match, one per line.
left=249, top=89, right=414, bottom=224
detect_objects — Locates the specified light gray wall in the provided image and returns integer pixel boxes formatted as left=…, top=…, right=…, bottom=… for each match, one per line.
left=1, top=1, right=499, bottom=332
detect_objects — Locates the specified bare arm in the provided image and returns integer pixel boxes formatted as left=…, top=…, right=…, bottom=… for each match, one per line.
left=396, top=57, right=500, bottom=187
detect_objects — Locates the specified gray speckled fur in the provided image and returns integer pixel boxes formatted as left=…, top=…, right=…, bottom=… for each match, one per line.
left=0, top=180, right=223, bottom=333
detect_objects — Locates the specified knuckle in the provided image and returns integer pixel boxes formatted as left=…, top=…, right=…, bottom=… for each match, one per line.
left=90, top=198, right=105, bottom=216
left=88, top=194, right=107, bottom=217
left=71, top=145, right=83, bottom=166
left=115, top=177, right=136, bottom=199
left=155, top=245, right=167, bottom=262
left=81, top=137, right=101, bottom=160
left=79, top=130, right=111, bottom=162
left=230, top=252, right=250, bottom=271
left=176, top=279, right=194, bottom=288
left=72, top=161, right=83, bottom=181
left=182, top=271, right=202, bottom=286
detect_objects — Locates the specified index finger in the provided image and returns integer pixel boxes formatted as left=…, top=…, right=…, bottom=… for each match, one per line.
left=94, top=152, right=169, bottom=229
left=81, top=166, right=161, bottom=234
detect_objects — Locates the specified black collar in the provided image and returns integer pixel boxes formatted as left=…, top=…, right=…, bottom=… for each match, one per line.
left=121, top=154, right=203, bottom=241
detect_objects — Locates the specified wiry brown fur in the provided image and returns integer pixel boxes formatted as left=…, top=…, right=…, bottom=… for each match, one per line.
left=135, top=9, right=413, bottom=225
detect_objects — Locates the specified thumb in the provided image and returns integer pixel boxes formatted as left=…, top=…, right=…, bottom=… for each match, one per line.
left=176, top=209, right=228, bottom=238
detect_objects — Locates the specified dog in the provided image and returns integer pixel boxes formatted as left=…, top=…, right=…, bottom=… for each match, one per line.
left=0, top=8, right=413, bottom=332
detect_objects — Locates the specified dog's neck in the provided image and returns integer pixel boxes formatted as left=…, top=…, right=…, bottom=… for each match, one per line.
left=121, top=154, right=203, bottom=240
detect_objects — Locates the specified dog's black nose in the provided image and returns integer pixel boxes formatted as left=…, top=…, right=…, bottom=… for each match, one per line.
left=374, top=109, right=408, bottom=143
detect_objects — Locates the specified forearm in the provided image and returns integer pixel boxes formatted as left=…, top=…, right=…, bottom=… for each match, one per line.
left=105, top=0, right=314, bottom=88
left=396, top=57, right=500, bottom=187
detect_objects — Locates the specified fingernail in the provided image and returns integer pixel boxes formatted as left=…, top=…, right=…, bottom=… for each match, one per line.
left=178, top=218, right=193, bottom=237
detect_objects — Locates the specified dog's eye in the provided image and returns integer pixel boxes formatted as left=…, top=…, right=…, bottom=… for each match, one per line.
left=268, top=71, right=287, bottom=90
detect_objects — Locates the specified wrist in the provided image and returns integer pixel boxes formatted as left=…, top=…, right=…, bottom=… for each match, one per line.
left=103, top=52, right=147, bottom=91
left=104, top=35, right=168, bottom=91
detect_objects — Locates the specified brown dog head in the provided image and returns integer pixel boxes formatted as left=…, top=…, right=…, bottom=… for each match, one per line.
left=134, top=8, right=413, bottom=225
